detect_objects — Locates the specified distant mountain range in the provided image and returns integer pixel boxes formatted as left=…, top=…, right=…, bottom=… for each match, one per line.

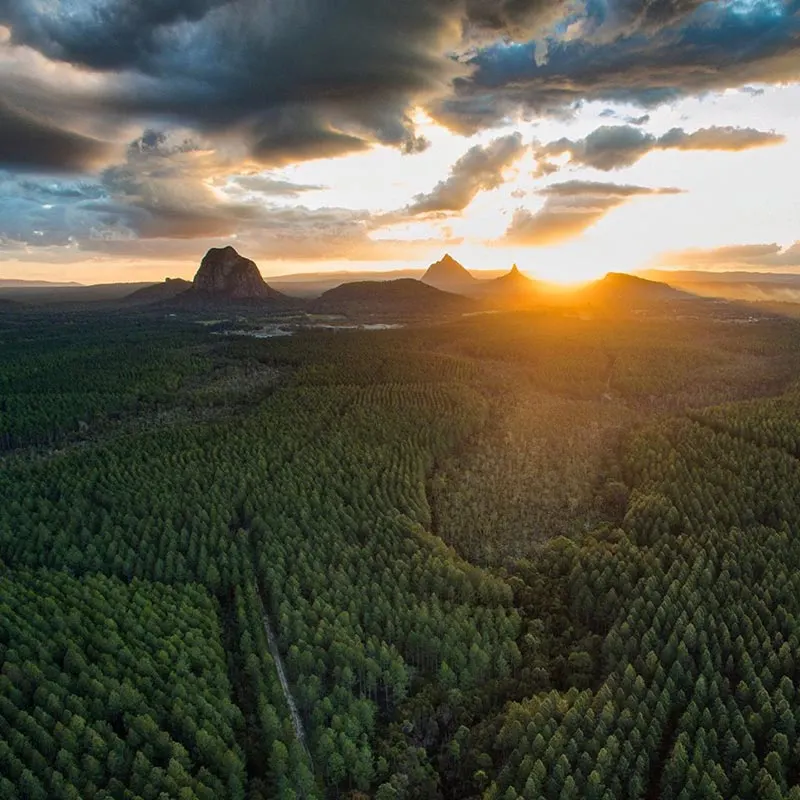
left=0, top=279, right=82, bottom=288
left=640, top=269, right=800, bottom=304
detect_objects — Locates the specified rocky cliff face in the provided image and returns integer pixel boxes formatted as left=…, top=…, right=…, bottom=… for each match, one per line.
left=192, top=246, right=281, bottom=300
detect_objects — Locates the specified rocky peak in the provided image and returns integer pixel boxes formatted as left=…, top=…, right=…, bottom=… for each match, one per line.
left=192, top=246, right=277, bottom=300
left=422, top=253, right=477, bottom=290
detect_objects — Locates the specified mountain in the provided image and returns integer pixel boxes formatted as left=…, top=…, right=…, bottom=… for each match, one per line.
left=175, top=246, right=295, bottom=307
left=0, top=282, right=156, bottom=305
left=310, top=278, right=475, bottom=318
left=0, top=279, right=82, bottom=288
left=421, top=254, right=478, bottom=294
left=192, top=246, right=282, bottom=300
left=639, top=270, right=800, bottom=304
left=122, top=278, right=192, bottom=305
left=478, top=264, right=540, bottom=307
left=581, top=272, right=694, bottom=306
left=271, top=269, right=426, bottom=298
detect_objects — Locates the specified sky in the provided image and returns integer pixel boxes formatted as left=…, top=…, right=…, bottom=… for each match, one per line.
left=0, top=0, right=799, bottom=284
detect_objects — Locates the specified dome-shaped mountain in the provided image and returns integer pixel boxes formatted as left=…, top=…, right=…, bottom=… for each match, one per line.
left=582, top=272, right=694, bottom=305
left=310, top=278, right=475, bottom=318
left=421, top=254, right=478, bottom=294
left=192, top=246, right=283, bottom=300
left=172, top=246, right=295, bottom=307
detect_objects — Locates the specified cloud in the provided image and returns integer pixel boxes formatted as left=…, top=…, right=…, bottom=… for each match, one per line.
left=406, top=132, right=525, bottom=214
left=1, top=0, right=799, bottom=267
left=0, top=99, right=115, bottom=172
left=0, top=128, right=436, bottom=261
left=658, top=126, right=785, bottom=151
left=226, top=175, right=326, bottom=196
left=598, top=109, right=650, bottom=125
left=5, top=0, right=795, bottom=171
left=435, top=2, right=800, bottom=131
left=656, top=242, right=800, bottom=270
left=504, top=180, right=682, bottom=245
left=0, top=0, right=578, bottom=169
left=534, top=124, right=785, bottom=174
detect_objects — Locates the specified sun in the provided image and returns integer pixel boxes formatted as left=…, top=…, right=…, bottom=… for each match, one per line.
left=530, top=262, right=611, bottom=285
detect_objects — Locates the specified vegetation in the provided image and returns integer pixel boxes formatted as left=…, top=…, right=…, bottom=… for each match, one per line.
left=0, top=570, right=244, bottom=799
left=0, top=315, right=212, bottom=450
left=4, top=303, right=800, bottom=797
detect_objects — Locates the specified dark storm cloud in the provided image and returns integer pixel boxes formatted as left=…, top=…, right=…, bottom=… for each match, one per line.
left=0, top=0, right=579, bottom=168
left=0, top=100, right=115, bottom=173
left=406, top=133, right=525, bottom=214
left=504, top=180, right=682, bottom=244
left=436, top=1, right=800, bottom=130
left=6, top=0, right=794, bottom=171
left=249, top=110, right=371, bottom=165
left=1, top=0, right=228, bottom=71
left=533, top=124, right=785, bottom=174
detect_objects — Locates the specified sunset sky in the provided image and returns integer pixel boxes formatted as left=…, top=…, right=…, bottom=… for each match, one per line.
left=1, top=0, right=799, bottom=284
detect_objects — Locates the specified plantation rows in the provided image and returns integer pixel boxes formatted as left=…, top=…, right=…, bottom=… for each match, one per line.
left=0, top=317, right=211, bottom=449
left=6, top=311, right=800, bottom=798
left=0, top=331, right=522, bottom=797
left=0, top=571, right=244, bottom=800
left=432, top=390, right=631, bottom=564
left=467, top=386, right=800, bottom=798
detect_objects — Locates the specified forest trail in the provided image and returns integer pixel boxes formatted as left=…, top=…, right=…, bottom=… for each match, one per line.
left=254, top=584, right=313, bottom=766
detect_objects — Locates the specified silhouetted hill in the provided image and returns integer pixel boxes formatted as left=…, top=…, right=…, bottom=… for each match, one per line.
left=0, top=282, right=155, bottom=305
left=421, top=254, right=478, bottom=294
left=640, top=270, right=800, bottom=304
left=477, top=264, right=541, bottom=307
left=122, top=278, right=193, bottom=305
left=0, top=279, right=81, bottom=288
left=310, top=278, right=475, bottom=318
left=581, top=272, right=695, bottom=306
left=271, top=269, right=425, bottom=298
left=174, top=246, right=298, bottom=308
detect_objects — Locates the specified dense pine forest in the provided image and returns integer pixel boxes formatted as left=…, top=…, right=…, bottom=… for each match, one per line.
left=3, top=303, right=800, bottom=799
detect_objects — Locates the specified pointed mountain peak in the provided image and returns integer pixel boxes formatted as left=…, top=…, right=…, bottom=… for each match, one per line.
left=509, top=263, right=521, bottom=275
left=422, top=253, right=477, bottom=290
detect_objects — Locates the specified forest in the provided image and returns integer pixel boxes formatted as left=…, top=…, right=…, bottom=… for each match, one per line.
left=3, top=302, right=800, bottom=798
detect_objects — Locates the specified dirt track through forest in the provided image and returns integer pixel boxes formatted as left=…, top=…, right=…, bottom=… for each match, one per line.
left=254, top=584, right=313, bottom=766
